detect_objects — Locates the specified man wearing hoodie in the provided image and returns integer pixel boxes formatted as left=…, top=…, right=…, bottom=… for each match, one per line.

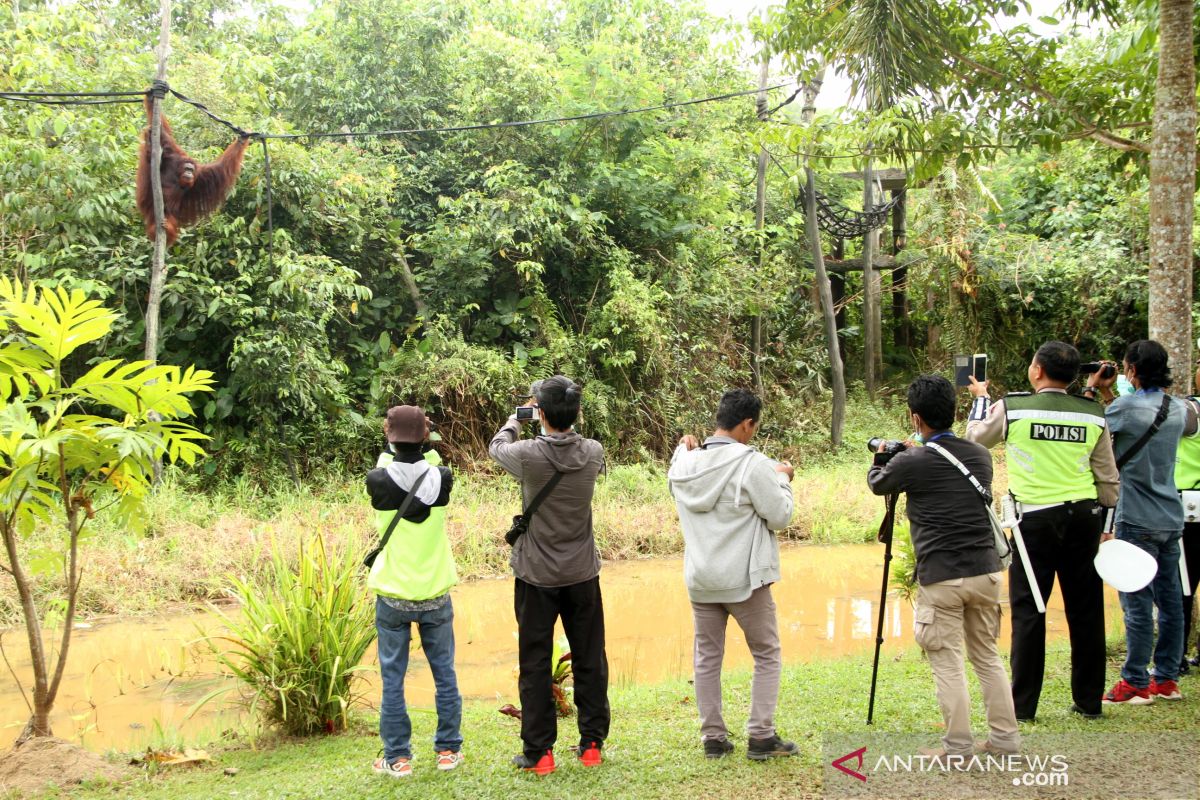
left=667, top=388, right=798, bottom=761
left=489, top=375, right=608, bottom=775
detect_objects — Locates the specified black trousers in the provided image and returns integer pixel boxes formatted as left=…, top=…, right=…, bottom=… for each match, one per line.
left=1009, top=502, right=1106, bottom=718
left=1182, top=522, right=1200, bottom=664
left=514, top=576, right=610, bottom=757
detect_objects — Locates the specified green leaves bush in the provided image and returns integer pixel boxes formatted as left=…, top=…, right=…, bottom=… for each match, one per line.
left=206, top=536, right=376, bottom=736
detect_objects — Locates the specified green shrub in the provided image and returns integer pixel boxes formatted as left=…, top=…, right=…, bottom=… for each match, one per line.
left=205, top=536, right=376, bottom=736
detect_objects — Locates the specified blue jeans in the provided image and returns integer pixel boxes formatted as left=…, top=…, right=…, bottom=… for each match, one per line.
left=1116, top=526, right=1185, bottom=687
left=375, top=596, right=463, bottom=759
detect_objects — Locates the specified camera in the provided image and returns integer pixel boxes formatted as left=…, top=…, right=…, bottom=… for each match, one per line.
left=1079, top=361, right=1116, bottom=380
left=515, top=406, right=536, bottom=421
left=867, top=437, right=907, bottom=455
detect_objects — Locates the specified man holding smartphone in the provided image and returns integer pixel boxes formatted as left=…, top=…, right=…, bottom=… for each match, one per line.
left=489, top=376, right=608, bottom=775
left=966, top=341, right=1119, bottom=721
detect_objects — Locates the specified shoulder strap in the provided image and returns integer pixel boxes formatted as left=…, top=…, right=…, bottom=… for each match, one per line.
left=523, top=469, right=565, bottom=521
left=925, top=442, right=991, bottom=503
left=1115, top=394, right=1172, bottom=470
left=377, top=467, right=430, bottom=554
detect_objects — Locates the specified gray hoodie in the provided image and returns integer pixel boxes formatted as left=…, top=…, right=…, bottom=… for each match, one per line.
left=489, top=418, right=605, bottom=588
left=667, top=436, right=794, bottom=603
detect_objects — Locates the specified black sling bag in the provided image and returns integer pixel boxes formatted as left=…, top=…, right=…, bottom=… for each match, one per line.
left=504, top=469, right=565, bottom=546
left=363, top=468, right=430, bottom=569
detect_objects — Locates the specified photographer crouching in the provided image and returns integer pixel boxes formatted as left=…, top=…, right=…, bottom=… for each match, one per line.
left=867, top=375, right=1020, bottom=759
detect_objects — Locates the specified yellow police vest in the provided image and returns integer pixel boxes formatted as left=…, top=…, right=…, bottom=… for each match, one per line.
left=1176, top=397, right=1200, bottom=491
left=1004, top=392, right=1106, bottom=505
left=367, top=449, right=458, bottom=601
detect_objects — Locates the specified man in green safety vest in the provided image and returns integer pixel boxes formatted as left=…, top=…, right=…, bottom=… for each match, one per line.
left=365, top=405, right=462, bottom=778
left=966, top=341, right=1118, bottom=722
left=1175, top=365, right=1200, bottom=675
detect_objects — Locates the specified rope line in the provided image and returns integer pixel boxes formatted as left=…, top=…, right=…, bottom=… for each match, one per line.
left=0, top=90, right=143, bottom=106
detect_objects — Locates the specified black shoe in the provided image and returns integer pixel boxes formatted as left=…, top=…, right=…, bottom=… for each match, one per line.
left=1190, top=654, right=1200, bottom=668
left=1015, top=716, right=1036, bottom=724
left=1179, top=661, right=1191, bottom=677
left=747, top=734, right=799, bottom=761
left=703, top=738, right=734, bottom=759
left=1069, top=704, right=1102, bottom=720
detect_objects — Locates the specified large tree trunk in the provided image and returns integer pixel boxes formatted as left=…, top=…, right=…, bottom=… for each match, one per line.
left=3, top=520, right=52, bottom=741
left=1149, top=0, right=1196, bottom=391
left=801, top=68, right=845, bottom=446
left=862, top=158, right=882, bottom=399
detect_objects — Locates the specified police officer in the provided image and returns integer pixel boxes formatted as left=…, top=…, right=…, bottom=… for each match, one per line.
left=1176, top=366, right=1200, bottom=674
left=966, top=341, right=1119, bottom=721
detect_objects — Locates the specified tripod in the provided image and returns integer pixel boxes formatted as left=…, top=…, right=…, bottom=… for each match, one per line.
left=867, top=493, right=899, bottom=725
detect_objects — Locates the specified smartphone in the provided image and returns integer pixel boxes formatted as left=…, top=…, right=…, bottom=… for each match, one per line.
left=954, top=353, right=987, bottom=387
left=515, top=406, right=536, bottom=421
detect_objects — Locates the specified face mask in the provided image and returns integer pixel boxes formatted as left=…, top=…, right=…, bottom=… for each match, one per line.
left=911, top=431, right=925, bottom=445
left=540, top=425, right=549, bottom=436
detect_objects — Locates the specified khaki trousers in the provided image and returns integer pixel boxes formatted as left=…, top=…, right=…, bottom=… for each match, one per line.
left=691, top=585, right=781, bottom=741
left=915, top=573, right=1021, bottom=755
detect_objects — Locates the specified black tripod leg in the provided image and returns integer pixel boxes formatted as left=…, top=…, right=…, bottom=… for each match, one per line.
left=868, top=494, right=898, bottom=725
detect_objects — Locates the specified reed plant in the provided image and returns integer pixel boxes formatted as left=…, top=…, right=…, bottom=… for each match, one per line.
left=204, top=535, right=376, bottom=735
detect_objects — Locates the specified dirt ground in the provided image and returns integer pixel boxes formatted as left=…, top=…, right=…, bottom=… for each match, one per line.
left=0, top=737, right=128, bottom=797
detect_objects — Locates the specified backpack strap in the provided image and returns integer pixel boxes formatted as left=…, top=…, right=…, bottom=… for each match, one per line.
left=522, top=469, right=565, bottom=521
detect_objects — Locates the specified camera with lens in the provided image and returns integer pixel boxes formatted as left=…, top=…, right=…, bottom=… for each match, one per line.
left=1079, top=361, right=1116, bottom=380
left=867, top=438, right=907, bottom=461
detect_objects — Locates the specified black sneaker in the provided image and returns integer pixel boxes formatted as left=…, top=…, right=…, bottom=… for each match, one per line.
left=1069, top=703, right=1102, bottom=720
left=747, top=734, right=798, bottom=761
left=703, top=738, right=734, bottom=759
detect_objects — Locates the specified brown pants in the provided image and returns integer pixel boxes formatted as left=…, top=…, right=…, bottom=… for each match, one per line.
left=691, top=585, right=781, bottom=741
left=915, top=573, right=1021, bottom=755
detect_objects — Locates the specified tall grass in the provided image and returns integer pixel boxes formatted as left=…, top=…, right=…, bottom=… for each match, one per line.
left=203, top=536, right=376, bottom=736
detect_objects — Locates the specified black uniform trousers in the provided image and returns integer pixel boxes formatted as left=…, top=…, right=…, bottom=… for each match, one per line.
left=1181, top=522, right=1200, bottom=665
left=514, top=575, right=610, bottom=758
left=1009, top=501, right=1106, bottom=718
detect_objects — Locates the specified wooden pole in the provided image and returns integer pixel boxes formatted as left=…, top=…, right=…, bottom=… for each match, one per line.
left=831, top=238, right=846, bottom=357
left=801, top=68, right=845, bottom=447
left=751, top=55, right=769, bottom=396
left=145, top=0, right=171, bottom=365
left=891, top=189, right=910, bottom=349
left=862, top=157, right=881, bottom=399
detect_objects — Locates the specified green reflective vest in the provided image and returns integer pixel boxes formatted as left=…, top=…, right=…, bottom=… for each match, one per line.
left=1003, top=392, right=1106, bottom=505
left=366, top=449, right=457, bottom=601
left=1176, top=397, right=1200, bottom=491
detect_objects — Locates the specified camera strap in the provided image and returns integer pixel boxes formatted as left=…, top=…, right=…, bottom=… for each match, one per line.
left=925, top=442, right=1013, bottom=566
left=522, top=468, right=565, bottom=522
left=375, top=468, right=430, bottom=555
left=1114, top=394, right=1172, bottom=470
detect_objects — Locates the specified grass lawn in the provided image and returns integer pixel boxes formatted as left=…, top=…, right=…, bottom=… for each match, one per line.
left=50, top=641, right=1200, bottom=800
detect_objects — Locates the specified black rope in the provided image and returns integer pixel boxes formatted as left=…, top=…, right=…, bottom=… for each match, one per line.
left=763, top=85, right=803, bottom=118
left=260, top=137, right=274, bottom=272
left=0, top=90, right=143, bottom=106
left=168, top=88, right=251, bottom=138
left=260, top=81, right=797, bottom=140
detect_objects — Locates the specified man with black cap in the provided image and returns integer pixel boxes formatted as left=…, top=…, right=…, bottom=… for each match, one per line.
left=365, top=405, right=461, bottom=779
left=490, top=375, right=608, bottom=775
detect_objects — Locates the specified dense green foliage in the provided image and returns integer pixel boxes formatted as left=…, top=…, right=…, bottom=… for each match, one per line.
left=1, top=0, right=1190, bottom=478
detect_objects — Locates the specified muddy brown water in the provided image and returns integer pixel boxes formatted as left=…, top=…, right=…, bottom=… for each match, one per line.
left=1, top=544, right=1120, bottom=751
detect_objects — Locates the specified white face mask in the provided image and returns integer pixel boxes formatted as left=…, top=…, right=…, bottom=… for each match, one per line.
left=540, top=425, right=549, bottom=436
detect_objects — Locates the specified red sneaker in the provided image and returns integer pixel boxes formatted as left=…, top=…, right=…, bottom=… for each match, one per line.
left=1102, top=679, right=1154, bottom=705
left=1149, top=678, right=1183, bottom=701
left=513, top=750, right=555, bottom=775
left=579, top=741, right=602, bottom=767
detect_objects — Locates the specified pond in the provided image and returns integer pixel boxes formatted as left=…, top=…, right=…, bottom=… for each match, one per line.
left=0, top=543, right=1118, bottom=751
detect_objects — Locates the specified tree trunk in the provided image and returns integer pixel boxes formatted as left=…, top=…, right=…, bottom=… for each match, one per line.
left=395, top=245, right=428, bottom=320
left=1149, top=0, right=1196, bottom=391
left=751, top=56, right=770, bottom=396
left=3, top=520, right=52, bottom=740
left=891, top=190, right=910, bottom=349
left=801, top=67, right=845, bottom=446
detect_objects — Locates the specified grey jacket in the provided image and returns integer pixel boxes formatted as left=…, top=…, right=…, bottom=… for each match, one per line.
left=489, top=418, right=605, bottom=588
left=667, top=436, right=794, bottom=603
